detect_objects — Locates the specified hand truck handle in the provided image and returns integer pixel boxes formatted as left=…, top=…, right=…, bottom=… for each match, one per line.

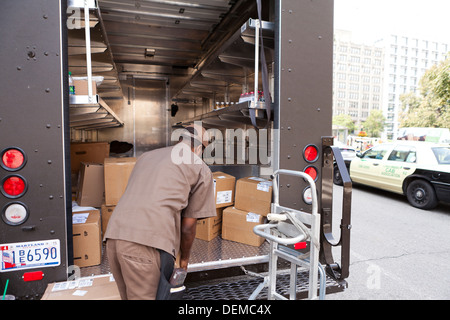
left=253, top=223, right=307, bottom=245
left=271, top=169, right=318, bottom=217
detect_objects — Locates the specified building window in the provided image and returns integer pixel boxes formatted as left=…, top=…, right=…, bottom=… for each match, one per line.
left=349, top=65, right=360, bottom=72
left=349, top=93, right=359, bottom=100
left=351, top=47, right=361, bottom=54
left=338, top=82, right=346, bottom=89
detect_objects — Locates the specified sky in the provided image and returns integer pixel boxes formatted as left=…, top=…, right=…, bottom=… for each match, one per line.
left=334, top=0, right=450, bottom=45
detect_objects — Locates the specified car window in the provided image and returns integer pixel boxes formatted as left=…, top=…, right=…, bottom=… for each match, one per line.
left=387, top=146, right=417, bottom=163
left=362, top=144, right=392, bottom=160
left=432, top=147, right=450, bottom=164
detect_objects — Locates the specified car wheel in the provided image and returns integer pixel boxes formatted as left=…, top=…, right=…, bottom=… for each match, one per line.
left=333, top=165, right=343, bottom=186
left=406, top=180, right=438, bottom=210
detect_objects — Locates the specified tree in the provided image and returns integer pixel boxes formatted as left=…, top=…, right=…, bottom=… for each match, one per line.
left=332, top=114, right=356, bottom=133
left=400, top=55, right=450, bottom=128
left=362, top=110, right=386, bottom=137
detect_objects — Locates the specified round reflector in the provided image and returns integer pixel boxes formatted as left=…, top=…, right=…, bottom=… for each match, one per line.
left=303, top=187, right=313, bottom=205
left=304, top=166, right=318, bottom=181
left=1, top=175, right=27, bottom=198
left=2, top=202, right=29, bottom=225
left=303, top=145, right=319, bottom=163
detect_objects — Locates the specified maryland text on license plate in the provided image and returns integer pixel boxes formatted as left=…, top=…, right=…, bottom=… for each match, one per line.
left=0, top=240, right=61, bottom=272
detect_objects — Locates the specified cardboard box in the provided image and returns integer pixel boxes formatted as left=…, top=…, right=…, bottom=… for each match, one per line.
left=104, top=157, right=136, bottom=206
left=196, top=208, right=223, bottom=241
left=235, top=177, right=273, bottom=216
left=222, top=207, right=265, bottom=247
left=72, top=209, right=102, bottom=268
left=77, top=163, right=104, bottom=207
left=100, top=203, right=115, bottom=237
left=73, top=79, right=97, bottom=96
left=213, top=171, right=236, bottom=208
left=70, top=142, right=110, bottom=175
left=41, top=274, right=120, bottom=300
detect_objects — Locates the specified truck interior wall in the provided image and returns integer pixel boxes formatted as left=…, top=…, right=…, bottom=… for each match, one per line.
left=98, top=79, right=170, bottom=156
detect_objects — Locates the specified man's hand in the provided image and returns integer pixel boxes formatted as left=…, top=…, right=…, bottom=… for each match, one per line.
left=180, top=217, right=197, bottom=271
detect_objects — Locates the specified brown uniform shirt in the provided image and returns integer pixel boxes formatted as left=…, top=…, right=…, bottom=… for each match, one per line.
left=104, top=143, right=216, bottom=257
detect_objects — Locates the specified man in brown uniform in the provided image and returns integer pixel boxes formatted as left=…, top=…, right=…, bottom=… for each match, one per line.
left=105, top=124, right=216, bottom=300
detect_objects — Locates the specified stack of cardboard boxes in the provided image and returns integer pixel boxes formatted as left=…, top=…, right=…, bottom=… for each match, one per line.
left=196, top=171, right=273, bottom=247
left=70, top=142, right=136, bottom=268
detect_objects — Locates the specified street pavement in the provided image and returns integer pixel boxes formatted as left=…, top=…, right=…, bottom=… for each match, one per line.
left=326, top=183, right=450, bottom=300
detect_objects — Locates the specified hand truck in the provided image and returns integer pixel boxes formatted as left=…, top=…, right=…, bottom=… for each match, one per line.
left=252, top=169, right=325, bottom=300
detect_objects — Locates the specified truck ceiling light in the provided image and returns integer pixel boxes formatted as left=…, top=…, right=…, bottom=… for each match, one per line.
left=1, top=147, right=26, bottom=171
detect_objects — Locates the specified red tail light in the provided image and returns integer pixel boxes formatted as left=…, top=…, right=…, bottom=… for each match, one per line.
left=1, top=148, right=26, bottom=171
left=2, top=175, right=27, bottom=198
left=304, top=166, right=318, bottom=181
left=23, top=271, right=44, bottom=282
left=303, top=145, right=319, bottom=163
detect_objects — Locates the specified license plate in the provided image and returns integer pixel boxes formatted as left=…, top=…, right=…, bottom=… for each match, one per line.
left=0, top=240, right=61, bottom=272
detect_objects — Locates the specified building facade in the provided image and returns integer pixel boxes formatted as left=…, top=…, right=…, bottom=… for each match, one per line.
left=381, top=35, right=450, bottom=140
left=333, top=30, right=385, bottom=131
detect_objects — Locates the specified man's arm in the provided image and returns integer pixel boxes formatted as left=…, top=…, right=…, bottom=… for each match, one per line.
left=180, top=217, right=197, bottom=270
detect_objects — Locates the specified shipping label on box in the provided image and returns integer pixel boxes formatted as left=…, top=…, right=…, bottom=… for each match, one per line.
left=41, top=274, right=120, bottom=300
left=222, top=207, right=265, bottom=247
left=212, top=171, right=236, bottom=208
left=235, top=176, right=273, bottom=216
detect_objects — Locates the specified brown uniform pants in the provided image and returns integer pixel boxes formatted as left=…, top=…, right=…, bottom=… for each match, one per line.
left=106, top=239, right=161, bottom=300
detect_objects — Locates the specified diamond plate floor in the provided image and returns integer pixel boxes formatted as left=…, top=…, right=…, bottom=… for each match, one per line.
left=182, top=268, right=345, bottom=300
left=80, top=240, right=346, bottom=300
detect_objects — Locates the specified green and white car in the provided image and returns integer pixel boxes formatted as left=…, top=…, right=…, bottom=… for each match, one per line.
left=350, top=141, right=450, bottom=210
